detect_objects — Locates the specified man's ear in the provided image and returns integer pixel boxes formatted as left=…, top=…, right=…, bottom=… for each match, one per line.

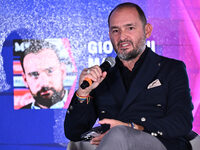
left=60, top=63, right=67, bottom=79
left=145, top=23, right=153, bottom=38
left=109, top=30, right=111, bottom=39
left=22, top=72, right=29, bottom=88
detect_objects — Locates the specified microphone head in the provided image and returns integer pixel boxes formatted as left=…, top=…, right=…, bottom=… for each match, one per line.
left=105, top=57, right=115, bottom=68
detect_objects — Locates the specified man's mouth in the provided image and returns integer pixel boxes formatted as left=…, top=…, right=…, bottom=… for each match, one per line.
left=119, top=42, right=131, bottom=50
left=40, top=91, right=51, bottom=97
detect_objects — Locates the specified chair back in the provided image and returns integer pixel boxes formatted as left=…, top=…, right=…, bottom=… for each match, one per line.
left=187, top=131, right=200, bottom=150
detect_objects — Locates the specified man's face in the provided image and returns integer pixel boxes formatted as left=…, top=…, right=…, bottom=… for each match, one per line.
left=109, top=7, right=147, bottom=61
left=23, top=48, right=66, bottom=108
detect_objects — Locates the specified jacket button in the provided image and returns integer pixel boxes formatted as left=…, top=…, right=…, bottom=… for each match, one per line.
left=141, top=117, right=146, bottom=122
left=156, top=104, right=162, bottom=107
left=157, top=131, right=163, bottom=136
left=69, top=105, right=73, bottom=110
left=101, top=110, right=106, bottom=114
left=151, top=132, right=157, bottom=136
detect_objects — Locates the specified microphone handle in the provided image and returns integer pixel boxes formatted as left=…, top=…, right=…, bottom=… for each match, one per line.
left=80, top=77, right=93, bottom=89
left=80, top=80, right=91, bottom=89
left=80, top=61, right=112, bottom=89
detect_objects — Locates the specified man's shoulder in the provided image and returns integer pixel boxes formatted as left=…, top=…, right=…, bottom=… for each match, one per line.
left=160, top=55, right=185, bottom=68
left=20, top=103, right=32, bottom=109
left=149, top=49, right=185, bottom=67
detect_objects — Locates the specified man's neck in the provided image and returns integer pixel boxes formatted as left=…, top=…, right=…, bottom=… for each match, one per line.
left=36, top=103, right=48, bottom=109
left=121, top=49, right=145, bottom=71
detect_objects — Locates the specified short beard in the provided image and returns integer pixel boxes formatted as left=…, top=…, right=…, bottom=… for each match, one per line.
left=117, top=46, right=141, bottom=61
left=112, top=36, right=146, bottom=61
left=33, top=87, right=65, bottom=108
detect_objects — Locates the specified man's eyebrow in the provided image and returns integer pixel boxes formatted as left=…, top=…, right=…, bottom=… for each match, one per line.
left=45, top=67, right=54, bottom=71
left=110, top=26, right=119, bottom=30
left=110, top=23, right=136, bottom=29
left=28, top=71, right=39, bottom=76
left=44, top=67, right=52, bottom=69
left=124, top=23, right=136, bottom=27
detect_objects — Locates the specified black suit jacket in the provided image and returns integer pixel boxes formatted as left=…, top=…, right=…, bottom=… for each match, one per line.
left=64, top=47, right=193, bottom=150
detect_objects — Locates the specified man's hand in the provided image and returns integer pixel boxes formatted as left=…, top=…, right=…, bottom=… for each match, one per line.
left=99, top=118, right=144, bottom=130
left=99, top=118, right=129, bottom=128
left=77, top=65, right=107, bottom=96
left=90, top=119, right=144, bottom=145
left=90, top=131, right=108, bottom=145
left=90, top=119, right=129, bottom=145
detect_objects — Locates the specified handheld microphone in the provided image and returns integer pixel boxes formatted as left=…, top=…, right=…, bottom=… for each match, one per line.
left=80, top=57, right=116, bottom=89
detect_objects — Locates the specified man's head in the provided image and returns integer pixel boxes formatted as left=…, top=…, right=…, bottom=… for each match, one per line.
left=20, top=40, right=66, bottom=108
left=108, top=2, right=152, bottom=61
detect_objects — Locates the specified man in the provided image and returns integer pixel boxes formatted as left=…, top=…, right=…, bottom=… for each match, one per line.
left=20, top=40, right=68, bottom=109
left=64, top=2, right=193, bottom=150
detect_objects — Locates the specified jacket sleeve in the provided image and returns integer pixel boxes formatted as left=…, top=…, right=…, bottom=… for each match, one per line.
left=141, top=61, right=193, bottom=139
left=64, top=93, right=98, bottom=141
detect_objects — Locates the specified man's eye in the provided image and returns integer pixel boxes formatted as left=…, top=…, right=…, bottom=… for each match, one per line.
left=112, top=29, right=119, bottom=33
left=47, top=68, right=53, bottom=74
left=129, top=27, right=134, bottom=30
left=29, top=72, right=39, bottom=78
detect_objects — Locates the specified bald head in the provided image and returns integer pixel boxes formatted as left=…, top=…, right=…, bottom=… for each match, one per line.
left=108, top=2, right=147, bottom=28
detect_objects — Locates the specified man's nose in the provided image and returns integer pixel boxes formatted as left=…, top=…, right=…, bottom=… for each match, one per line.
left=38, top=73, right=50, bottom=87
left=119, top=30, right=128, bottom=41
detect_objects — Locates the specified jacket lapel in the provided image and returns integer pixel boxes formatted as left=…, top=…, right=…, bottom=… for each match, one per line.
left=120, top=49, right=162, bottom=113
left=107, top=66, right=127, bottom=105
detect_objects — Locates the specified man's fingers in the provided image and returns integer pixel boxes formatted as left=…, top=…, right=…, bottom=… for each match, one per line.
left=90, top=132, right=107, bottom=145
left=90, top=140, right=100, bottom=145
left=90, top=136, right=101, bottom=145
left=99, top=118, right=112, bottom=125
